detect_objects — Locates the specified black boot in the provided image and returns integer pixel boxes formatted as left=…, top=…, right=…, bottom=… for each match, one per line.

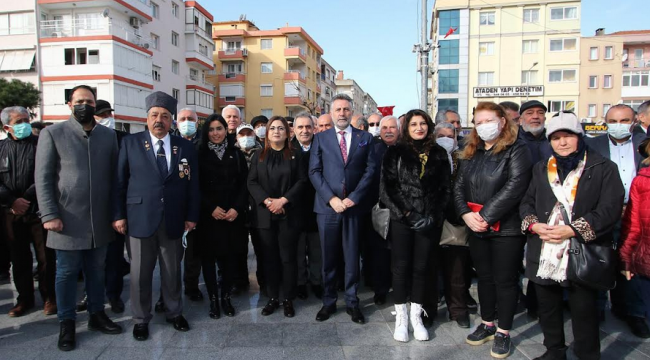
left=221, top=293, right=235, bottom=317
left=209, top=294, right=221, bottom=319
left=58, top=319, right=76, bottom=351
left=88, top=310, right=123, bottom=334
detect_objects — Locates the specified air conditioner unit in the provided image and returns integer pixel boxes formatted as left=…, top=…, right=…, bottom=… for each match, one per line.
left=225, top=96, right=236, bottom=102
left=143, top=43, right=150, bottom=49
left=129, top=17, right=140, bottom=28
left=241, top=48, right=248, bottom=56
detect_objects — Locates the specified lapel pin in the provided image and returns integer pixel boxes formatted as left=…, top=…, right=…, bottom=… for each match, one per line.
left=179, top=171, right=185, bottom=179
left=173, top=146, right=178, bottom=155
left=144, top=141, right=151, bottom=151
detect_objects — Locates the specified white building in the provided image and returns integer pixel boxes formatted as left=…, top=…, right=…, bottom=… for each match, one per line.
left=319, top=58, right=336, bottom=115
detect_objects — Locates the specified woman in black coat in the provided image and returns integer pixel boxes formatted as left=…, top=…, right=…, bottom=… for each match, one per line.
left=454, top=102, right=533, bottom=358
left=379, top=109, right=451, bottom=343
left=198, top=114, right=248, bottom=319
left=520, top=112, right=624, bottom=360
left=247, top=116, right=308, bottom=317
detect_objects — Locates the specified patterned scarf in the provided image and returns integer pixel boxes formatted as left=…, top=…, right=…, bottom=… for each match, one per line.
left=208, top=138, right=228, bottom=160
left=536, top=152, right=587, bottom=282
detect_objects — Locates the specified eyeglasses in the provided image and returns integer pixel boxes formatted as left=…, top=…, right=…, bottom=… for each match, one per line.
left=368, top=122, right=379, bottom=127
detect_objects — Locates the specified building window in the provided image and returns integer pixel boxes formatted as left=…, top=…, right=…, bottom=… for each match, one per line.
left=172, top=88, right=180, bottom=99
left=549, top=100, right=575, bottom=112
left=550, top=38, right=577, bottom=51
left=522, top=40, right=538, bottom=54
left=589, top=47, right=598, bottom=60
left=261, top=62, right=273, bottom=73
left=172, top=31, right=179, bottom=46
left=261, top=109, right=273, bottom=118
left=550, top=6, right=578, bottom=20
left=588, top=75, right=598, bottom=88
left=479, top=12, right=495, bottom=26
left=438, top=69, right=459, bottom=93
left=88, top=49, right=99, bottom=64
left=603, top=104, right=611, bottom=115
left=0, top=12, right=36, bottom=35
left=478, top=72, right=494, bottom=86
left=521, top=70, right=538, bottom=85
left=152, top=2, right=160, bottom=19
left=189, top=68, right=199, bottom=80
left=523, top=9, right=539, bottom=23
left=605, top=46, right=613, bottom=59
left=261, top=39, right=272, bottom=49
left=588, top=104, right=597, bottom=118
left=152, top=65, right=161, bottom=81
left=479, top=42, right=494, bottom=56
left=151, top=33, right=160, bottom=50
left=225, top=63, right=243, bottom=74
left=603, top=75, right=612, bottom=88
left=172, top=2, right=179, bottom=17
left=622, top=100, right=646, bottom=111
left=172, top=60, right=179, bottom=74
left=439, top=39, right=459, bottom=65
left=64, top=48, right=98, bottom=65
left=438, top=98, right=459, bottom=112
left=622, top=71, right=649, bottom=87
left=438, top=10, right=460, bottom=35
left=260, top=84, right=273, bottom=97
left=226, top=41, right=242, bottom=50
left=548, top=69, right=576, bottom=82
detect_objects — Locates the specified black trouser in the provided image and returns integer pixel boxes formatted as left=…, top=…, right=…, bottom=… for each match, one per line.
left=232, top=229, right=250, bottom=287
left=536, top=282, right=600, bottom=360
left=367, top=226, right=392, bottom=296
left=390, top=220, right=439, bottom=305
left=440, top=245, right=471, bottom=319
left=105, top=233, right=128, bottom=301
left=182, top=230, right=202, bottom=293
left=201, top=221, right=241, bottom=299
left=258, top=219, right=300, bottom=300
left=0, top=213, right=10, bottom=274
left=469, top=235, right=525, bottom=330
left=4, top=212, right=56, bottom=305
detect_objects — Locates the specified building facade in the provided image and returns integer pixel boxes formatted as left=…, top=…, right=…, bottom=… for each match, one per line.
left=334, top=70, right=368, bottom=116
left=211, top=20, right=323, bottom=121
left=430, top=0, right=581, bottom=126
left=319, top=58, right=336, bottom=115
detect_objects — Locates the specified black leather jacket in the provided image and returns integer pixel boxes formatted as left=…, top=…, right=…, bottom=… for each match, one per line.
left=0, top=135, right=39, bottom=213
left=453, top=139, right=533, bottom=238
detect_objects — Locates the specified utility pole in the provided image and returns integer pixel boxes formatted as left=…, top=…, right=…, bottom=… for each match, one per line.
left=413, top=0, right=431, bottom=112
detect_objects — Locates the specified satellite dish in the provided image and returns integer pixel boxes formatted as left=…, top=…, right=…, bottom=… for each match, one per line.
left=102, top=8, right=110, bottom=18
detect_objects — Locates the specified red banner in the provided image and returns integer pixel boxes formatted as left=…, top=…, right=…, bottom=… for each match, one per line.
left=377, top=106, right=395, bottom=116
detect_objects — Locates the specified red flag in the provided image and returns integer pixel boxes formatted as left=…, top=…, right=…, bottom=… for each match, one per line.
left=444, top=27, right=457, bottom=39
left=378, top=106, right=395, bottom=116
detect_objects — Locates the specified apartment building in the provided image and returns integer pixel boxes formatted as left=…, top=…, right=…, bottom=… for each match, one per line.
left=430, top=0, right=581, bottom=126
left=334, top=70, right=377, bottom=116
left=319, top=58, right=336, bottom=115
left=211, top=20, right=323, bottom=121
left=0, top=0, right=214, bottom=133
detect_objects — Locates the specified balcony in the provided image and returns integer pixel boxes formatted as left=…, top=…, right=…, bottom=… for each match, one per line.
left=185, top=23, right=212, bottom=41
left=623, top=57, right=650, bottom=69
left=40, top=19, right=152, bottom=52
left=284, top=47, right=306, bottom=63
left=187, top=75, right=215, bottom=91
left=218, top=47, right=248, bottom=61
left=218, top=72, right=246, bottom=83
left=283, top=70, right=306, bottom=83
left=218, top=96, right=245, bottom=106
left=38, top=0, right=152, bottom=22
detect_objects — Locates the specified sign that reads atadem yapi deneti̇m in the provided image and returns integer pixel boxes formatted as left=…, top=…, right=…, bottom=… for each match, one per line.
left=473, top=86, right=544, bottom=98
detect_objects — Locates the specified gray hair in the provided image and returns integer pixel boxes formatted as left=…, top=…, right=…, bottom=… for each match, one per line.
left=379, top=115, right=400, bottom=130
left=295, top=111, right=315, bottom=126
left=637, top=100, right=650, bottom=116
left=435, top=108, right=460, bottom=125
left=178, top=107, right=198, bottom=120
left=1, top=106, right=29, bottom=126
left=221, top=104, right=241, bottom=118
left=434, top=121, right=455, bottom=134
left=355, top=116, right=368, bottom=129
left=332, top=93, right=353, bottom=107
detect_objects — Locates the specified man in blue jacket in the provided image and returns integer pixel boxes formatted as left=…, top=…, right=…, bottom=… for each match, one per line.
left=112, top=91, right=200, bottom=341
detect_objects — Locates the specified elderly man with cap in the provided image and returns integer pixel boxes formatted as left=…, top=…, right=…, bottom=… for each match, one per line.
left=112, top=91, right=200, bottom=341
left=517, top=100, right=552, bottom=166
left=250, top=115, right=268, bottom=147
left=35, top=85, right=122, bottom=351
left=94, top=100, right=115, bottom=129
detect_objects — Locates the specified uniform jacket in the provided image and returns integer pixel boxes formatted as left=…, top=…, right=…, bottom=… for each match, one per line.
left=0, top=134, right=38, bottom=213
left=620, top=167, right=650, bottom=277
left=113, top=131, right=200, bottom=239
left=35, top=117, right=118, bottom=250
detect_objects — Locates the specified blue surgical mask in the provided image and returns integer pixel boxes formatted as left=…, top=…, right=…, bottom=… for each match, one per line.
left=178, top=120, right=197, bottom=137
left=238, top=136, right=255, bottom=149
left=607, top=123, right=632, bottom=140
left=10, top=123, right=32, bottom=140
left=255, top=126, right=267, bottom=139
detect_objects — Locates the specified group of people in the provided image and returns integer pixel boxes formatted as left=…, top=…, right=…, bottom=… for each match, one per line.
left=2, top=85, right=650, bottom=360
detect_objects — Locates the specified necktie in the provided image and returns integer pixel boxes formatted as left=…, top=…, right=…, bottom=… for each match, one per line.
left=156, top=139, right=168, bottom=177
left=339, top=131, right=348, bottom=164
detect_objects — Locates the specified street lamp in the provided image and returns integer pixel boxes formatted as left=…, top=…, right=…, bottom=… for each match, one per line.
left=525, top=62, right=539, bottom=101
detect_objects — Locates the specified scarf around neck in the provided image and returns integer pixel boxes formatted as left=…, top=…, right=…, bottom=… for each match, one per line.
left=208, top=138, right=228, bottom=160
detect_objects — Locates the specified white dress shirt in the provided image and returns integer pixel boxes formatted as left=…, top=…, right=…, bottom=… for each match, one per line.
left=335, top=125, right=352, bottom=155
left=608, top=137, right=636, bottom=203
left=150, top=132, right=172, bottom=170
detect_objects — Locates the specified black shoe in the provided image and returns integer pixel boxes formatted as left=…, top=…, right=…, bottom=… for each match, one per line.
left=455, top=313, right=470, bottom=328
left=75, top=295, right=88, bottom=313
left=283, top=299, right=295, bottom=318
left=611, top=307, right=627, bottom=321
left=221, top=294, right=235, bottom=317
left=109, top=298, right=125, bottom=314
left=296, top=285, right=308, bottom=300
left=185, top=289, right=204, bottom=302
left=166, top=315, right=190, bottom=332
left=58, top=319, right=76, bottom=351
left=132, top=323, right=149, bottom=341
left=421, top=306, right=434, bottom=328
left=209, top=295, right=221, bottom=319
left=346, top=307, right=365, bottom=324
left=373, top=293, right=387, bottom=305
left=0, top=271, right=9, bottom=281
left=230, top=284, right=243, bottom=295
left=261, top=298, right=280, bottom=316
left=316, top=305, right=336, bottom=322
left=88, top=311, right=123, bottom=334
left=467, top=295, right=478, bottom=313
left=311, top=284, right=323, bottom=299
left=627, top=316, right=650, bottom=339
left=532, top=347, right=568, bottom=360
left=466, top=323, right=496, bottom=345
left=491, top=332, right=512, bottom=359
left=527, top=309, right=539, bottom=321
left=154, top=297, right=166, bottom=313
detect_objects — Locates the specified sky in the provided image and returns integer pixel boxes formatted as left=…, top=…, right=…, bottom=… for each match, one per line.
left=205, top=0, right=649, bottom=117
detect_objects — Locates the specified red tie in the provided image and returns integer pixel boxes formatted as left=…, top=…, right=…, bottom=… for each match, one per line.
left=339, top=131, right=348, bottom=164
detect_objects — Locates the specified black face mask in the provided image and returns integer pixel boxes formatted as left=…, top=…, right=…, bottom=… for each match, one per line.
left=73, top=104, right=95, bottom=124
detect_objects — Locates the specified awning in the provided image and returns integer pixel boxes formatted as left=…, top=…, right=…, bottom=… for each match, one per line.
left=0, top=50, right=35, bottom=71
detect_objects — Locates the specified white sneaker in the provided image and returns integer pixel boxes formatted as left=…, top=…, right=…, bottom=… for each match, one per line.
left=393, top=303, right=409, bottom=342
left=410, top=302, right=429, bottom=341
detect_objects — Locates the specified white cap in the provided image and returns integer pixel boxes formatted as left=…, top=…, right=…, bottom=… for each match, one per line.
left=546, top=112, right=584, bottom=138
left=236, top=123, right=254, bottom=134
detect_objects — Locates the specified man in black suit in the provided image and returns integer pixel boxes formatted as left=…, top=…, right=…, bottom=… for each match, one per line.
left=635, top=100, right=650, bottom=136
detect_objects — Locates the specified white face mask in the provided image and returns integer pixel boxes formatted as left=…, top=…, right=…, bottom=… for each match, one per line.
left=476, top=121, right=501, bottom=142
left=607, top=123, right=632, bottom=140
left=237, top=136, right=256, bottom=149
left=99, top=117, right=115, bottom=129
left=368, top=126, right=380, bottom=137
left=255, top=126, right=267, bottom=139
left=436, top=137, right=456, bottom=154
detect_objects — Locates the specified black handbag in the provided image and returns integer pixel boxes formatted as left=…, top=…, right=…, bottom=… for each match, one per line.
left=561, top=206, right=616, bottom=291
